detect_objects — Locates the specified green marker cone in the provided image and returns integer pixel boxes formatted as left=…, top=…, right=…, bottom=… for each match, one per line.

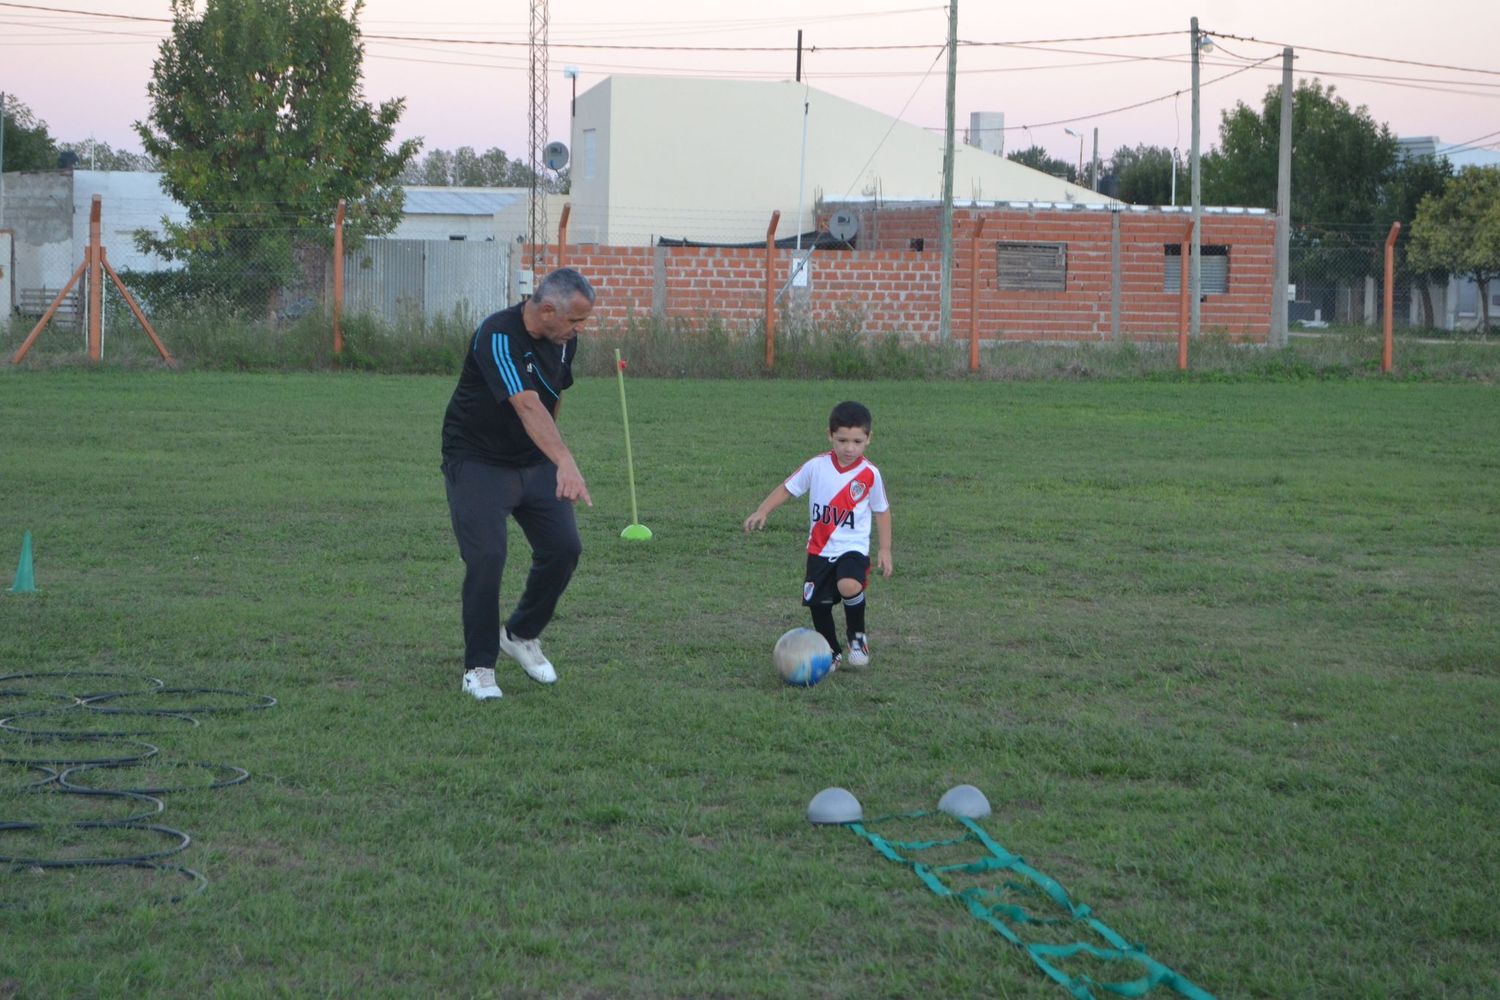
left=11, top=531, right=36, bottom=594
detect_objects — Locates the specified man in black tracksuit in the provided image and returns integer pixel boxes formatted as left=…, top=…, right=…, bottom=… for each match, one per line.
left=441, top=268, right=595, bottom=701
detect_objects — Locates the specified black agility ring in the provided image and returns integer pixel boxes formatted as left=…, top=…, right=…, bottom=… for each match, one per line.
left=1, top=763, right=58, bottom=789
left=81, top=688, right=277, bottom=714
left=1, top=708, right=199, bottom=738
left=0, top=672, right=165, bottom=700
left=1, top=689, right=78, bottom=709
left=0, top=739, right=159, bottom=767
left=0, top=860, right=208, bottom=907
left=128, top=861, right=209, bottom=902
left=0, top=820, right=190, bottom=866
left=1, top=787, right=165, bottom=825
left=57, top=761, right=250, bottom=794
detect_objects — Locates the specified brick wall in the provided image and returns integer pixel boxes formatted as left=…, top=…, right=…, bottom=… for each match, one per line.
left=536, top=206, right=1275, bottom=343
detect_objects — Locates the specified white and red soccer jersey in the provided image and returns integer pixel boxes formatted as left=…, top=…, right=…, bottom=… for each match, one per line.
left=783, top=452, right=890, bottom=558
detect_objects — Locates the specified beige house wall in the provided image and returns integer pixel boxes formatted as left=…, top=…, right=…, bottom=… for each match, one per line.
left=566, top=75, right=1113, bottom=247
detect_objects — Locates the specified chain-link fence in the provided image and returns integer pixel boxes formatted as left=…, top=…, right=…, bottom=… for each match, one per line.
left=1289, top=223, right=1491, bottom=333
left=9, top=200, right=1494, bottom=360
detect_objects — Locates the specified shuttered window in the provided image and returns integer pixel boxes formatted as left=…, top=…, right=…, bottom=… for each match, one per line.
left=996, top=241, right=1068, bottom=291
left=1164, top=244, right=1229, bottom=294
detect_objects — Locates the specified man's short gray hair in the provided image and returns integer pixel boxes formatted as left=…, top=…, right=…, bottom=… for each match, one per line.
left=534, top=267, right=596, bottom=307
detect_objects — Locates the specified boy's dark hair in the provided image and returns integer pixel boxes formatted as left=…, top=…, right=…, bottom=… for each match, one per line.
left=829, top=400, right=872, bottom=433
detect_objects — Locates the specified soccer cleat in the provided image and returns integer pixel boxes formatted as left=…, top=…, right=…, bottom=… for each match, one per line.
left=830, top=653, right=843, bottom=674
left=462, top=668, right=503, bottom=700
left=499, top=627, right=558, bottom=684
left=846, top=633, right=871, bottom=668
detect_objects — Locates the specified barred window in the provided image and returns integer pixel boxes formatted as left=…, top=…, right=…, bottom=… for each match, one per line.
left=996, top=241, right=1067, bottom=291
left=1164, top=244, right=1229, bottom=294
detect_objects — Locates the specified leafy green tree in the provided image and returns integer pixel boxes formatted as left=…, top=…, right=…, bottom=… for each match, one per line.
left=401, top=145, right=565, bottom=191
left=1382, top=154, right=1454, bottom=327
left=1007, top=145, right=1076, bottom=183
left=1107, top=144, right=1184, bottom=206
left=1410, top=166, right=1500, bottom=332
left=56, top=139, right=157, bottom=172
left=1204, top=79, right=1396, bottom=226
left=403, top=148, right=454, bottom=185
left=1, top=94, right=59, bottom=171
left=1206, top=79, right=1398, bottom=304
left=134, top=0, right=418, bottom=314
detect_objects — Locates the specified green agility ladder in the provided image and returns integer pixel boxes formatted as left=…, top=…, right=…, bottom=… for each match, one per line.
left=847, top=810, right=1216, bottom=1000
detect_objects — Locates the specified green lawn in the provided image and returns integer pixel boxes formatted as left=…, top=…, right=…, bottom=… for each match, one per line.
left=2, top=373, right=1497, bottom=999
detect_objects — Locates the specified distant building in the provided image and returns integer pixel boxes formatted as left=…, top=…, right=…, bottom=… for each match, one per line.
left=967, top=112, right=1006, bottom=157
left=565, top=75, right=1111, bottom=246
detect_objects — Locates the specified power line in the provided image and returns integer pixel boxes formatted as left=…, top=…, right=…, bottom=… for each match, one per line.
left=1205, top=29, right=1500, bottom=78
left=992, top=54, right=1280, bottom=133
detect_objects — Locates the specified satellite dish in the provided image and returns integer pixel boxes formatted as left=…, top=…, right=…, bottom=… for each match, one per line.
left=828, top=210, right=859, bottom=242
left=543, top=141, right=570, bottom=171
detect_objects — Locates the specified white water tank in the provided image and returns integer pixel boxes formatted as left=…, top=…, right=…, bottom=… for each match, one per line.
left=968, top=111, right=1006, bottom=156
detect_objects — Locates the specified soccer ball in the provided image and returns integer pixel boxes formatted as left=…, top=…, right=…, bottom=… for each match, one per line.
left=774, top=628, right=835, bottom=687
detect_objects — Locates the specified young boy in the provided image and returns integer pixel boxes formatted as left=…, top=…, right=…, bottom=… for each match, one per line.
left=743, top=401, right=893, bottom=669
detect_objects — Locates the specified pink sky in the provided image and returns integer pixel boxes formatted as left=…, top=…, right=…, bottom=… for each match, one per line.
left=2, top=1, right=1497, bottom=170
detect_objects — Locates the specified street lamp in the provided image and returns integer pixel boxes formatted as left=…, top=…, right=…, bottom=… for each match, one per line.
left=563, top=66, right=580, bottom=117
left=1063, top=127, right=1084, bottom=186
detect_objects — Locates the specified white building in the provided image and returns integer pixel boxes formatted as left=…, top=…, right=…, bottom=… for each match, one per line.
left=565, top=75, right=1111, bottom=247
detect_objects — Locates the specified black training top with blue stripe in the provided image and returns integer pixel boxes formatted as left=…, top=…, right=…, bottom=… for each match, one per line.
left=441, top=302, right=576, bottom=467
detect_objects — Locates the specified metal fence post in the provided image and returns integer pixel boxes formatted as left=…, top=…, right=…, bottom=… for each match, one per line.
left=333, top=199, right=345, bottom=357
left=1383, top=221, right=1401, bottom=373
left=765, top=209, right=780, bottom=368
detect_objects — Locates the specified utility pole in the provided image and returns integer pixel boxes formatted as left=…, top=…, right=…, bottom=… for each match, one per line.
left=1, top=92, right=7, bottom=230
left=527, top=0, right=550, bottom=276
left=1190, top=18, right=1210, bottom=340
left=1091, top=127, right=1099, bottom=192
left=938, top=0, right=957, bottom=342
left=1271, top=47, right=1294, bottom=348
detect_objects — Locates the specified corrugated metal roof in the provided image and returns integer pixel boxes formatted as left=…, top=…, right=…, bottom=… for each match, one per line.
left=402, top=188, right=524, bottom=216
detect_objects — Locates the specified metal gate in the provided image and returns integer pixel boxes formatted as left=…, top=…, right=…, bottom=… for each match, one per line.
left=344, top=238, right=509, bottom=325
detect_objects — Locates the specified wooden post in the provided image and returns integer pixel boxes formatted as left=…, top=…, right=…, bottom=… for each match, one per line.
left=1178, top=220, right=1194, bottom=371
left=1383, top=221, right=1401, bottom=374
left=101, top=249, right=176, bottom=367
left=9, top=261, right=86, bottom=364
left=9, top=194, right=176, bottom=367
left=87, top=195, right=103, bottom=362
left=332, top=199, right=345, bottom=357
left=557, top=203, right=571, bottom=270
left=968, top=214, right=986, bottom=371
left=765, top=209, right=780, bottom=368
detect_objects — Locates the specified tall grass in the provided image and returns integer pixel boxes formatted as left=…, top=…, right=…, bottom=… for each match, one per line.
left=5, top=309, right=1497, bottom=382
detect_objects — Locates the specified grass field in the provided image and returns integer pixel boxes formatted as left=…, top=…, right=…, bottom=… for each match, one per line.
left=2, top=372, right=1497, bottom=999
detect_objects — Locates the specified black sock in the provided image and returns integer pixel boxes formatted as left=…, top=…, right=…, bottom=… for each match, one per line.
left=843, top=592, right=866, bottom=640
left=810, top=604, right=841, bottom=657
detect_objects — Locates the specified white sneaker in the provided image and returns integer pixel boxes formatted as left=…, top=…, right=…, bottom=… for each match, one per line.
left=499, top=628, right=558, bottom=684
left=462, top=668, right=503, bottom=700
left=846, top=633, right=871, bottom=668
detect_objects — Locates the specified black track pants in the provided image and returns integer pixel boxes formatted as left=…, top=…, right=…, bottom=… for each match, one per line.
left=443, top=459, right=581, bottom=672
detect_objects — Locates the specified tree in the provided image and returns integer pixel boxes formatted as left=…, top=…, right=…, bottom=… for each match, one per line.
left=1, top=94, right=59, bottom=171
left=399, top=145, right=566, bottom=191
left=1006, top=145, right=1076, bottom=183
left=134, top=0, right=419, bottom=313
left=1409, top=166, right=1500, bottom=332
left=1203, top=79, right=1396, bottom=227
left=56, top=139, right=157, bottom=172
left=1206, top=79, right=1398, bottom=316
left=1382, top=154, right=1455, bottom=327
left=1107, top=144, right=1185, bottom=206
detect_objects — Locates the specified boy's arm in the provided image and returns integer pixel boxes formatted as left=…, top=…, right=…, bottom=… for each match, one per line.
left=743, top=484, right=794, bottom=532
left=874, top=509, right=893, bottom=576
